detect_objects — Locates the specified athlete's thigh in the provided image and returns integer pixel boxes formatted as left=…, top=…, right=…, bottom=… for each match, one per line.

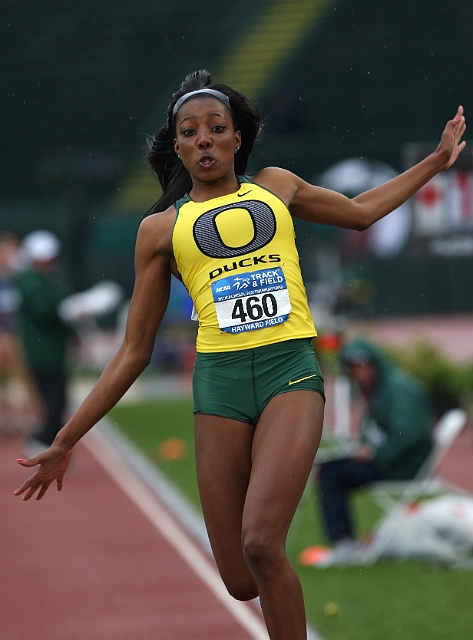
left=244, top=390, right=325, bottom=540
left=194, top=413, right=255, bottom=577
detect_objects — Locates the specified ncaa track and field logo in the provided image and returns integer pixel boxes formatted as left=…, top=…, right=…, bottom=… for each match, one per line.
left=211, top=266, right=292, bottom=334
left=193, top=200, right=276, bottom=258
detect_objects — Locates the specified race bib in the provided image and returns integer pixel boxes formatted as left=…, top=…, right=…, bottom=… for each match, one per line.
left=211, top=267, right=291, bottom=334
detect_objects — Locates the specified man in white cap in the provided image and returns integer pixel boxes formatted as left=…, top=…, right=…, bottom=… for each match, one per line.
left=15, top=231, right=70, bottom=454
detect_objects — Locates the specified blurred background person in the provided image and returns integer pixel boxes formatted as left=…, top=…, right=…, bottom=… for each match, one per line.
left=315, top=337, right=434, bottom=565
left=15, top=231, right=70, bottom=455
left=0, top=231, right=40, bottom=436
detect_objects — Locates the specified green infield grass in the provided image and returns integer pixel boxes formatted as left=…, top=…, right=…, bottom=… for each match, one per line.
left=109, top=397, right=473, bottom=640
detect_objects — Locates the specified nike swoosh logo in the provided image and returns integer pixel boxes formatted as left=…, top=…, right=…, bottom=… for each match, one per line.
left=288, top=374, right=318, bottom=386
left=238, top=190, right=252, bottom=197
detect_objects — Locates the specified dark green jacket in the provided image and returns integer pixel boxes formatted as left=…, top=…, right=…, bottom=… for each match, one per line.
left=15, top=268, right=69, bottom=371
left=341, top=339, right=434, bottom=480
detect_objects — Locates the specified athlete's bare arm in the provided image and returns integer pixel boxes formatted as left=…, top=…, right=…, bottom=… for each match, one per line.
left=255, top=106, right=466, bottom=230
left=14, top=207, right=176, bottom=500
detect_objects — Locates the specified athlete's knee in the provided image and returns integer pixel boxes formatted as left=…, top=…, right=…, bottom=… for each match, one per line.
left=227, top=580, right=259, bottom=602
left=221, top=573, right=259, bottom=601
left=241, top=527, right=285, bottom=580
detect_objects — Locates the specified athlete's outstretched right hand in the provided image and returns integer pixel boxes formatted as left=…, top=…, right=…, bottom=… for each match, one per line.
left=14, top=445, right=73, bottom=501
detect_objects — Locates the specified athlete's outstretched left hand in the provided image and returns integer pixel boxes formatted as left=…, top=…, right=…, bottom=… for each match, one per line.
left=437, top=105, right=467, bottom=170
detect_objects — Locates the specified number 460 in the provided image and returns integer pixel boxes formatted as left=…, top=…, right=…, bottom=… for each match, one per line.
left=231, top=294, right=278, bottom=322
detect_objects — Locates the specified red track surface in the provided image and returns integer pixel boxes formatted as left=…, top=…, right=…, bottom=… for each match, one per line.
left=438, top=425, right=473, bottom=495
left=1, top=433, right=266, bottom=640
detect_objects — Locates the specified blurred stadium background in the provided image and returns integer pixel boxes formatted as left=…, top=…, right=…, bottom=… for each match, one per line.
left=3, top=5, right=473, bottom=637
left=3, top=0, right=473, bottom=369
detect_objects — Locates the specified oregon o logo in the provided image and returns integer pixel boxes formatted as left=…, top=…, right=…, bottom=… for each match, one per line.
left=193, top=200, right=276, bottom=258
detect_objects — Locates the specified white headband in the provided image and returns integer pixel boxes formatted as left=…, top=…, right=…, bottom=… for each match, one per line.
left=173, top=89, right=232, bottom=116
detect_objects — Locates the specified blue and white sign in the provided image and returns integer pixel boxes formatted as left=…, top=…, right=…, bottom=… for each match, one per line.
left=211, top=267, right=292, bottom=333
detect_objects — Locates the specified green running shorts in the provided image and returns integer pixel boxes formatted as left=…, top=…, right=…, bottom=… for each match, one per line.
left=193, top=338, right=325, bottom=425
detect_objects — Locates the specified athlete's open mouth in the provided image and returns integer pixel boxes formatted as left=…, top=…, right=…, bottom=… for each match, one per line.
left=199, top=154, right=216, bottom=168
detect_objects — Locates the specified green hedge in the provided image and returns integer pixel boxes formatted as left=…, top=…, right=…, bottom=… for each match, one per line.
left=389, top=341, right=473, bottom=418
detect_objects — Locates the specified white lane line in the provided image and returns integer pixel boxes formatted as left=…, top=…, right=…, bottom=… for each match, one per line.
left=82, top=428, right=269, bottom=640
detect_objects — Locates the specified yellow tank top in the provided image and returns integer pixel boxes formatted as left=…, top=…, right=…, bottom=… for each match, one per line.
left=172, top=177, right=316, bottom=353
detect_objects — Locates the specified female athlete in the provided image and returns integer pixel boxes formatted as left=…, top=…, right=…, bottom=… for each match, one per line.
left=15, top=70, right=466, bottom=639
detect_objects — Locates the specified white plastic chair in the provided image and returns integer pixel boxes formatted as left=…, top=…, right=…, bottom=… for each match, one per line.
left=361, top=408, right=469, bottom=565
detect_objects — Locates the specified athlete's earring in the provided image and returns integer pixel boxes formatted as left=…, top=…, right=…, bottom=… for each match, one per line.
left=234, top=147, right=240, bottom=154
left=177, top=154, right=181, bottom=160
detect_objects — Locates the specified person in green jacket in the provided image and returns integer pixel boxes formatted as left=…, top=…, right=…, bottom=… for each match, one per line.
left=15, top=231, right=69, bottom=453
left=316, top=338, right=434, bottom=564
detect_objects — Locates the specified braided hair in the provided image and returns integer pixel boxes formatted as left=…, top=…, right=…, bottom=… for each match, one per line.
left=145, top=70, right=262, bottom=214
